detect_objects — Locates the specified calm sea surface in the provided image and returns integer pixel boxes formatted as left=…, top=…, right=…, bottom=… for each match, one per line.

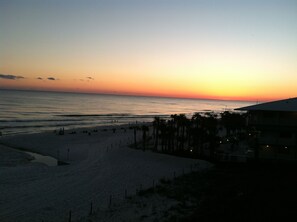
left=0, top=89, right=253, bottom=135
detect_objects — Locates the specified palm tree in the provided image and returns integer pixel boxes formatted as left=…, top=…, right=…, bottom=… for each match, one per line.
left=133, top=126, right=137, bottom=149
left=153, top=117, right=161, bottom=151
left=170, top=114, right=189, bottom=153
left=141, top=125, right=149, bottom=151
left=159, top=119, right=167, bottom=152
left=191, top=113, right=204, bottom=155
left=203, top=112, right=219, bottom=160
left=178, top=114, right=189, bottom=152
left=170, top=114, right=179, bottom=152
left=221, top=111, right=246, bottom=137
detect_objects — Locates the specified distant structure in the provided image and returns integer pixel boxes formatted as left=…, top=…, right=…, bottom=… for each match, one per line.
left=236, top=98, right=297, bottom=162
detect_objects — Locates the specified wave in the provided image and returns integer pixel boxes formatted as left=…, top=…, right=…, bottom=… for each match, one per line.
left=0, top=114, right=169, bottom=124
left=0, top=118, right=83, bottom=123
left=57, top=113, right=133, bottom=117
left=0, top=114, right=169, bottom=133
left=0, top=120, right=116, bottom=130
left=56, top=113, right=170, bottom=118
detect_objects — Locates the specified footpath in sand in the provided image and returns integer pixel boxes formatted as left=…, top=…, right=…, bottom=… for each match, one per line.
left=0, top=125, right=212, bottom=221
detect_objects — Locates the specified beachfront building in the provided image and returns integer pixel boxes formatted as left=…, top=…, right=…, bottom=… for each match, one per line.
left=236, top=98, right=297, bottom=162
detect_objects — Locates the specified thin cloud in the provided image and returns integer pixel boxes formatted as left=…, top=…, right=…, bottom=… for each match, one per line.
left=37, top=77, right=43, bottom=80
left=87, top=77, right=94, bottom=80
left=48, top=77, right=56, bottom=81
left=0, top=74, right=24, bottom=80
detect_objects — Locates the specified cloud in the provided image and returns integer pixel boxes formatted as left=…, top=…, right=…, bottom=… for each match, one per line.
left=48, top=77, right=56, bottom=81
left=0, top=74, right=24, bottom=80
left=37, top=77, right=43, bottom=80
left=87, top=77, right=94, bottom=80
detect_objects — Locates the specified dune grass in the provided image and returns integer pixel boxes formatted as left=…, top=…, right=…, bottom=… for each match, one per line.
left=143, top=162, right=297, bottom=222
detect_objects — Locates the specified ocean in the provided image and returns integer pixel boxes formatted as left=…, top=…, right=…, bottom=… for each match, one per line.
left=0, top=89, right=253, bottom=135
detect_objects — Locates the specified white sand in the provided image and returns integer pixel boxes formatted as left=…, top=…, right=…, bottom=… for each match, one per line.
left=0, top=125, right=212, bottom=222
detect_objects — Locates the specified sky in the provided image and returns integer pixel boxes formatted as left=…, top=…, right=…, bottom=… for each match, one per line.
left=0, top=0, right=296, bottom=101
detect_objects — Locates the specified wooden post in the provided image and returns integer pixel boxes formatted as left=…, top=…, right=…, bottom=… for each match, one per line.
left=294, top=132, right=297, bottom=160
left=68, top=210, right=72, bottom=222
left=109, top=195, right=112, bottom=207
left=134, top=128, right=137, bottom=148
left=89, top=202, right=93, bottom=215
left=57, top=148, right=60, bottom=161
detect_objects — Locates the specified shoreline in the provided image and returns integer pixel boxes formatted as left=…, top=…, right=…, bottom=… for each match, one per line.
left=0, top=120, right=154, bottom=137
left=0, top=122, right=151, bottom=151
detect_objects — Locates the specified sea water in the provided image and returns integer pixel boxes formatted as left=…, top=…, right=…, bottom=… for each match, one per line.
left=0, top=89, right=253, bottom=135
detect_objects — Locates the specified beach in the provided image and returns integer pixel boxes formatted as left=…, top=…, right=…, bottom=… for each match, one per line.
left=0, top=124, right=212, bottom=221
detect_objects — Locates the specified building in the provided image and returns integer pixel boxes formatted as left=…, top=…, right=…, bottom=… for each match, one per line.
left=236, top=98, right=297, bottom=162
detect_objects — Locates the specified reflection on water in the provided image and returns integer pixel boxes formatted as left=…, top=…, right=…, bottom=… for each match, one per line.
left=24, top=151, right=57, bottom=166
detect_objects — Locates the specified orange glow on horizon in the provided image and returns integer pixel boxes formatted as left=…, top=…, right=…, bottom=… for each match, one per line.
left=0, top=74, right=291, bottom=103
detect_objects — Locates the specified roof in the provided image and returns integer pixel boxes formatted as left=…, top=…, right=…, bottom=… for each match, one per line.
left=236, top=97, right=297, bottom=112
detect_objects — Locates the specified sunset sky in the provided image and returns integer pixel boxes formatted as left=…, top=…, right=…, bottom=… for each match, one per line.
left=1, top=0, right=296, bottom=101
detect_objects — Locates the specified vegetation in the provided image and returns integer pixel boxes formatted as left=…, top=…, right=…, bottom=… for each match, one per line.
left=148, top=111, right=247, bottom=161
left=130, top=112, right=297, bottom=221
left=153, top=163, right=297, bottom=222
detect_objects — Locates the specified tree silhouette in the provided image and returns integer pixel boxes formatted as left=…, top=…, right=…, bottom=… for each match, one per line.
left=191, top=112, right=204, bottom=155
left=141, top=125, right=149, bottom=151
left=150, top=111, right=247, bottom=161
left=153, top=117, right=161, bottom=151
left=221, top=111, right=246, bottom=137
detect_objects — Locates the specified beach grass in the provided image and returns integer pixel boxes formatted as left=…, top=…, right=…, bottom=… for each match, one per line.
left=86, top=161, right=297, bottom=222
left=146, top=162, right=297, bottom=222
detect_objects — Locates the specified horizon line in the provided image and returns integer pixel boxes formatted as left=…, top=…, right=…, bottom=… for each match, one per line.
left=0, top=87, right=264, bottom=103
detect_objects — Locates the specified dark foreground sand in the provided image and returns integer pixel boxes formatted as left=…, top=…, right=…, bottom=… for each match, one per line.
left=87, top=162, right=297, bottom=222
left=165, top=162, right=297, bottom=222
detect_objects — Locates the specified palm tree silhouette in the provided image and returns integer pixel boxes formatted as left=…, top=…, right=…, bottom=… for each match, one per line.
left=141, top=125, right=149, bottom=151
left=153, top=117, right=161, bottom=151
